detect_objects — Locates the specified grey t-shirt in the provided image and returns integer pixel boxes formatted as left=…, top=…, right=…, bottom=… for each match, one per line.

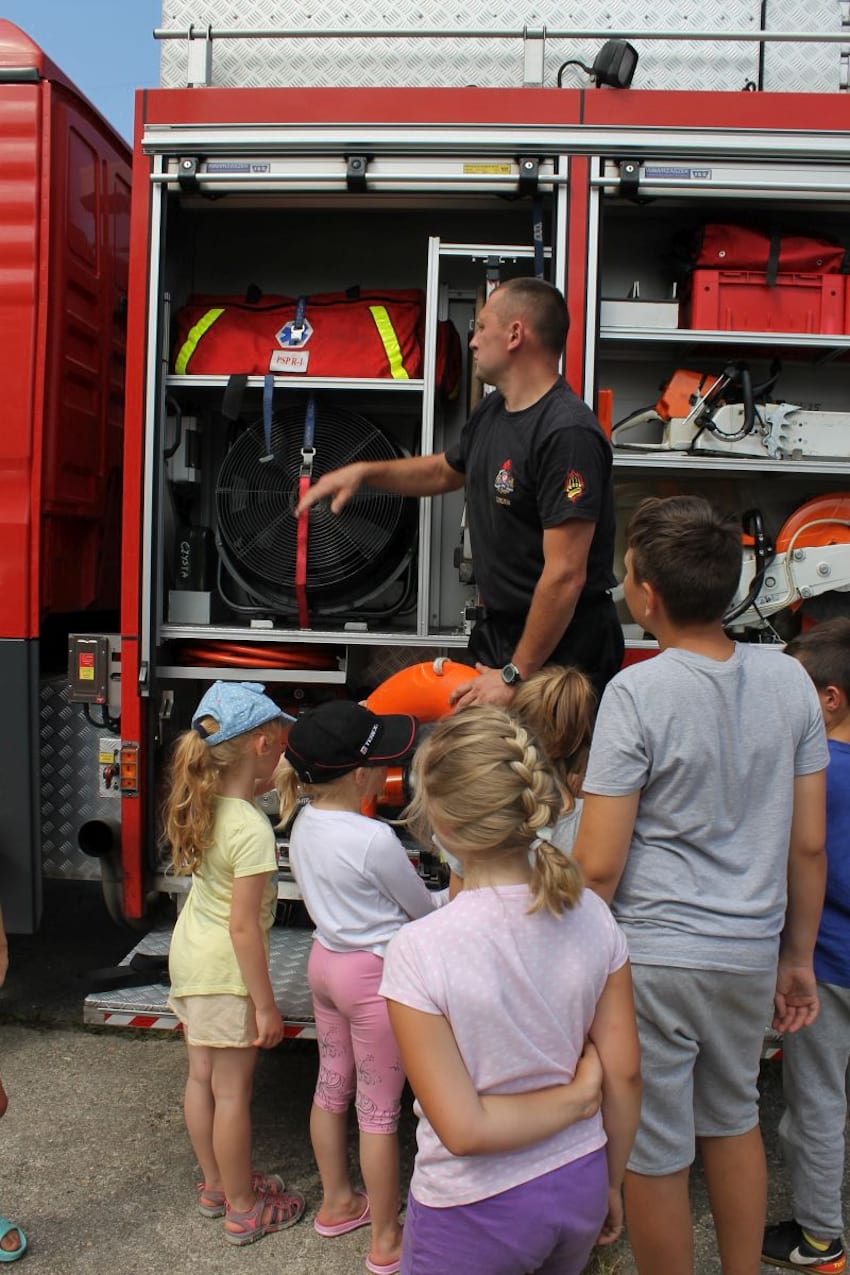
left=583, top=645, right=828, bottom=972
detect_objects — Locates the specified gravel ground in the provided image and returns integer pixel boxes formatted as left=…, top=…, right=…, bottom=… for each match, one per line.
left=0, top=1023, right=841, bottom=1275
left=0, top=883, right=847, bottom=1274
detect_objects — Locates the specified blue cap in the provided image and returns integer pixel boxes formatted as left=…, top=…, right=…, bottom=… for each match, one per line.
left=191, top=681, right=295, bottom=746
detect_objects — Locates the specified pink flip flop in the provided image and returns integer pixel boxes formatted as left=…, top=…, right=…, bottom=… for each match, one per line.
left=314, top=1192, right=371, bottom=1238
left=365, top=1258, right=401, bottom=1275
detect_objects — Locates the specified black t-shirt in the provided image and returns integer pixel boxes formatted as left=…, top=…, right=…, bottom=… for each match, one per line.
left=444, top=378, right=616, bottom=615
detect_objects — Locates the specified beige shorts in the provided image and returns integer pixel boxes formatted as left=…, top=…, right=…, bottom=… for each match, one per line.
left=168, top=993, right=257, bottom=1048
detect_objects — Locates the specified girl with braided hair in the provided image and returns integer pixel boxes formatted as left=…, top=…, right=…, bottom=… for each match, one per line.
left=381, top=706, right=641, bottom=1275
left=441, top=665, right=595, bottom=897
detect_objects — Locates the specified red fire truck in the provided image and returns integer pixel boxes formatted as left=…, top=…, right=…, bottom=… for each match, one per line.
left=0, top=21, right=130, bottom=934
left=57, top=14, right=850, bottom=1028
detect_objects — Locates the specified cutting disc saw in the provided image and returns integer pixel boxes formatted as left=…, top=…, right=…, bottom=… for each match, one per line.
left=614, top=364, right=850, bottom=461
left=726, top=494, right=850, bottom=629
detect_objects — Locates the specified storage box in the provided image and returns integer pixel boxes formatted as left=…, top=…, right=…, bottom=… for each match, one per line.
left=686, top=269, right=846, bottom=334
left=600, top=298, right=680, bottom=328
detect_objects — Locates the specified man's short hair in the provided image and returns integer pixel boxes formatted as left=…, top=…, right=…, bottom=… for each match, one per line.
left=497, top=278, right=570, bottom=359
left=627, top=495, right=742, bottom=627
left=786, top=618, right=850, bottom=695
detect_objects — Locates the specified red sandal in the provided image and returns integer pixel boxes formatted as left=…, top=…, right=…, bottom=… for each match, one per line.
left=196, top=1171, right=286, bottom=1218
left=224, top=1187, right=305, bottom=1246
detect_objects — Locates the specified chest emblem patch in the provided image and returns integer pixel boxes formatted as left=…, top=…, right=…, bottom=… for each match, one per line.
left=564, top=469, right=585, bottom=502
left=494, top=459, right=514, bottom=496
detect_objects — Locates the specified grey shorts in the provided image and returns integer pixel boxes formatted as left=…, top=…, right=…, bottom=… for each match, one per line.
left=628, top=963, right=776, bottom=1176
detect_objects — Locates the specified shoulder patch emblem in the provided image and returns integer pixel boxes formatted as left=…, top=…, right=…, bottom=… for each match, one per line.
left=564, top=470, right=585, bottom=502
left=494, top=459, right=514, bottom=496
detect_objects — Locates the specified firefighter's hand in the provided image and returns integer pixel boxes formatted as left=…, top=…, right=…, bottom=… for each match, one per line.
left=253, top=1005, right=285, bottom=1049
left=448, top=664, right=513, bottom=710
left=773, top=960, right=820, bottom=1034
left=296, top=463, right=365, bottom=516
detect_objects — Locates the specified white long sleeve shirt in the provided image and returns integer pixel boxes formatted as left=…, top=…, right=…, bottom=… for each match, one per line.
left=288, top=804, right=441, bottom=956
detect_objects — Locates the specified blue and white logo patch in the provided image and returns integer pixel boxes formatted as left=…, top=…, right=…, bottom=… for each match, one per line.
left=276, top=318, right=314, bottom=349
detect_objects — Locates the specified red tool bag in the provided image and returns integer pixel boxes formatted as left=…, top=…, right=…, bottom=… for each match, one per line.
left=173, top=287, right=461, bottom=394
left=692, top=224, right=848, bottom=284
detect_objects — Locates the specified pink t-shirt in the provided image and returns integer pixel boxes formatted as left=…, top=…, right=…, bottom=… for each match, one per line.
left=380, top=883, right=628, bottom=1207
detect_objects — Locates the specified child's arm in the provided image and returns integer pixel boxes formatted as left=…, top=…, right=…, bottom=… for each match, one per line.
left=572, top=791, right=640, bottom=903
left=0, top=903, right=7, bottom=988
left=386, top=1000, right=603, bottom=1157
left=586, top=961, right=642, bottom=1246
left=774, top=769, right=827, bottom=1035
left=0, top=906, right=8, bottom=1117
left=370, top=828, right=442, bottom=920
left=229, top=872, right=284, bottom=1049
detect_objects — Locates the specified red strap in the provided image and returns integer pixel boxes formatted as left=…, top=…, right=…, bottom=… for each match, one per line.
left=296, top=475, right=311, bottom=628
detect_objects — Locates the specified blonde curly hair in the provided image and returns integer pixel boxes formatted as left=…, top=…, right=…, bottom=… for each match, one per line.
left=407, top=706, right=583, bottom=916
left=163, top=717, right=280, bottom=875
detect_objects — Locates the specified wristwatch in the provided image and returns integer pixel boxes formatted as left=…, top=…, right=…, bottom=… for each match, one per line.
left=500, top=662, right=523, bottom=686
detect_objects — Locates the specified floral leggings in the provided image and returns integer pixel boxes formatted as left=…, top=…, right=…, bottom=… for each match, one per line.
left=308, top=940, right=405, bottom=1133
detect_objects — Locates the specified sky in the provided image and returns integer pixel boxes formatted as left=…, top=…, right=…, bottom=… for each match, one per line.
left=1, top=0, right=161, bottom=142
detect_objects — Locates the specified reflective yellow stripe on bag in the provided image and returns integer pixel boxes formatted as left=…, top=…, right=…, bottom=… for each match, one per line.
left=368, top=305, right=410, bottom=380
left=174, top=308, right=226, bottom=375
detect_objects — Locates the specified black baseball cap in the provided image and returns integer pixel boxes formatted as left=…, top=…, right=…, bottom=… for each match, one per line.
left=284, top=700, right=418, bottom=784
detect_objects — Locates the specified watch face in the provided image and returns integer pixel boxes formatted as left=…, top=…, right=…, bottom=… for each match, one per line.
left=502, top=663, right=519, bottom=684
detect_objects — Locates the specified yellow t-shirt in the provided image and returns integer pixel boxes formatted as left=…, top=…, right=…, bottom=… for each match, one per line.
left=168, top=797, right=278, bottom=998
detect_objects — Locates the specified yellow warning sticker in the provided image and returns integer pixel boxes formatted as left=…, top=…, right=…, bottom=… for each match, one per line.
left=99, top=749, right=116, bottom=765
left=463, top=163, right=513, bottom=175
left=80, top=667, right=94, bottom=680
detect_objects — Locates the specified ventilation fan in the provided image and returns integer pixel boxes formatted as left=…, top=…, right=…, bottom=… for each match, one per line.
left=216, top=401, right=416, bottom=616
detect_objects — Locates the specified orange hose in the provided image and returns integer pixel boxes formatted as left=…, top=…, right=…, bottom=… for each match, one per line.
left=178, top=642, right=339, bottom=670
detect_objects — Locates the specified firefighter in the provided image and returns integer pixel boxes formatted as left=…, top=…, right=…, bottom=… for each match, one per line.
left=297, top=277, right=622, bottom=705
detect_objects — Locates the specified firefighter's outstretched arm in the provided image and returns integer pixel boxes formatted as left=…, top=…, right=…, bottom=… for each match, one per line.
left=297, top=453, right=464, bottom=516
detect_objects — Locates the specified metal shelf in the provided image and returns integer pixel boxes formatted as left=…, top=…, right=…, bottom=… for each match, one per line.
left=613, top=450, right=850, bottom=475
left=159, top=623, right=469, bottom=647
left=164, top=374, right=426, bottom=392
left=156, top=664, right=348, bottom=683
left=600, top=327, right=850, bottom=350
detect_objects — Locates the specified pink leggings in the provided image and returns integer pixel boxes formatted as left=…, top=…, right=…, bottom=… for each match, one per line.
left=308, top=940, right=405, bottom=1134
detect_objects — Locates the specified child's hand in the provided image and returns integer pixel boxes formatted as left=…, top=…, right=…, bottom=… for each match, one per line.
left=595, top=1186, right=623, bottom=1246
left=571, top=1041, right=604, bottom=1120
left=0, top=1077, right=8, bottom=1119
left=773, top=960, right=820, bottom=1034
left=253, top=1005, right=285, bottom=1050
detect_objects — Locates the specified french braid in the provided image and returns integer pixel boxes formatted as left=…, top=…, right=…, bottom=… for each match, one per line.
left=407, top=706, right=583, bottom=915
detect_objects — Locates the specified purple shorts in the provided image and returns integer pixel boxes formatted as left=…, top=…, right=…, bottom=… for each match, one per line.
left=401, top=1147, right=608, bottom=1275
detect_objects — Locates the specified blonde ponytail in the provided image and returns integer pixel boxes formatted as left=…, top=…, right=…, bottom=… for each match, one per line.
left=512, top=665, right=595, bottom=804
left=529, top=834, right=583, bottom=917
left=274, top=758, right=304, bottom=828
left=163, top=717, right=276, bottom=874
left=408, top=706, right=583, bottom=915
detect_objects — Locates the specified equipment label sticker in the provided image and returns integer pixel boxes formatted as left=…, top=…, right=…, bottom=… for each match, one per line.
left=270, top=350, right=309, bottom=373
left=643, top=166, right=712, bottom=180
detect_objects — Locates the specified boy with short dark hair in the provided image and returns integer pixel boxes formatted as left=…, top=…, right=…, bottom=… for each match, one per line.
left=762, top=618, right=850, bottom=1274
left=573, top=495, right=829, bottom=1275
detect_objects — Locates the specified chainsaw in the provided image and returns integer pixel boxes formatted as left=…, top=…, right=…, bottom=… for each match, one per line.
left=613, top=363, right=850, bottom=461
left=726, top=495, right=850, bottom=629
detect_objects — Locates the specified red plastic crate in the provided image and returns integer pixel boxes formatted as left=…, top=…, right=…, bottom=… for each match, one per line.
left=686, top=268, right=846, bottom=334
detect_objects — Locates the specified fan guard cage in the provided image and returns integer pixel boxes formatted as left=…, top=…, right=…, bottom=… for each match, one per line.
left=216, top=402, right=416, bottom=614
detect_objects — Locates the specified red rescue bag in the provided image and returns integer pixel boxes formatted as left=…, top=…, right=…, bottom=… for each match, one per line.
left=173, top=288, right=461, bottom=394
left=694, top=224, right=848, bottom=283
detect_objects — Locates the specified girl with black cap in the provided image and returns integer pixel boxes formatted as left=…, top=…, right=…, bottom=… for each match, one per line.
left=276, top=700, right=437, bottom=1275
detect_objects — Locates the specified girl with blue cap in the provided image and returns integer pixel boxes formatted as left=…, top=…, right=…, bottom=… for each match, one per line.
left=163, top=681, right=304, bottom=1246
